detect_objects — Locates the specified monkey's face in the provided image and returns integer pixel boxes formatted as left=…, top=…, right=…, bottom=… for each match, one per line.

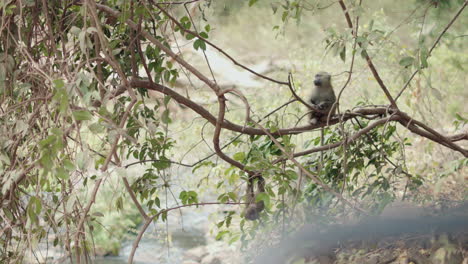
left=314, top=72, right=331, bottom=87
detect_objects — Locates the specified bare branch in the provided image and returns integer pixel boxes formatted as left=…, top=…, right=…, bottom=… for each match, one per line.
left=123, top=177, right=149, bottom=221
left=130, top=78, right=390, bottom=135
left=153, top=2, right=289, bottom=86
left=395, top=1, right=468, bottom=100
left=338, top=0, right=398, bottom=108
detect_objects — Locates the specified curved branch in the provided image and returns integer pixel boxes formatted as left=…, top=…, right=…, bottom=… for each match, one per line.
left=130, top=79, right=389, bottom=136
left=153, top=2, right=289, bottom=86
left=212, top=94, right=253, bottom=174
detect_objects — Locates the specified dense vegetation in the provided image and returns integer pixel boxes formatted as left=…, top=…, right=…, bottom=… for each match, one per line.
left=0, top=0, right=466, bottom=263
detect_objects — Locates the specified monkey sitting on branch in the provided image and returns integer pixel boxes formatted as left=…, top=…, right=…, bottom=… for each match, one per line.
left=309, top=72, right=336, bottom=125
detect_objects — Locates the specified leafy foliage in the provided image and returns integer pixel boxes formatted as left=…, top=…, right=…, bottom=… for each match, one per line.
left=0, top=0, right=466, bottom=263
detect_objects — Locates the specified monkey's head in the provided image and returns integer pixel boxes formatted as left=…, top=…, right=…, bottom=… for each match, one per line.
left=313, top=72, right=332, bottom=87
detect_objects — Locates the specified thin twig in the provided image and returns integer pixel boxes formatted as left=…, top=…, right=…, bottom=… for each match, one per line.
left=152, top=2, right=289, bottom=86
left=338, top=0, right=398, bottom=108
left=395, top=1, right=468, bottom=101
left=128, top=202, right=244, bottom=264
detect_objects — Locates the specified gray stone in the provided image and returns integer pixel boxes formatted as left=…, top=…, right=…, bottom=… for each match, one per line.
left=184, top=246, right=208, bottom=262
left=201, top=255, right=222, bottom=264
left=182, top=261, right=200, bottom=264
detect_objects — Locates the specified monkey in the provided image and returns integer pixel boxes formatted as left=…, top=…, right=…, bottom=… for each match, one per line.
left=243, top=176, right=266, bottom=221
left=307, top=72, right=337, bottom=170
left=309, top=72, right=336, bottom=125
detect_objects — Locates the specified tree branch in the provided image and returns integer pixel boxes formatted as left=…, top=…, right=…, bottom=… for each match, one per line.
left=130, top=78, right=390, bottom=135
left=338, top=0, right=398, bottom=108
left=153, top=2, right=289, bottom=86
left=395, top=1, right=468, bottom=100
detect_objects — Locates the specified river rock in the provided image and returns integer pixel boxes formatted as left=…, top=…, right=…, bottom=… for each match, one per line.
left=184, top=246, right=208, bottom=262
left=182, top=261, right=200, bottom=264
left=201, top=255, right=222, bottom=264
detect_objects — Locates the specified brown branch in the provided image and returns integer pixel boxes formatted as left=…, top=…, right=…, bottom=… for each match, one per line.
left=251, top=120, right=367, bottom=214
left=153, top=2, right=289, bottom=86
left=396, top=114, right=468, bottom=157
left=91, top=2, right=220, bottom=93
left=75, top=99, right=138, bottom=264
left=398, top=111, right=467, bottom=154
left=285, top=115, right=400, bottom=160
left=123, top=177, right=149, bottom=221
left=129, top=79, right=389, bottom=136
left=74, top=3, right=139, bottom=260
left=447, top=132, right=468, bottom=142
left=158, top=0, right=204, bottom=4
left=338, top=0, right=398, bottom=108
left=212, top=94, right=254, bottom=175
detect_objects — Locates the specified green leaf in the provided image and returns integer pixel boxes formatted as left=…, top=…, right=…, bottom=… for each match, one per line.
left=360, top=49, right=368, bottom=59
left=255, top=192, right=270, bottom=207
left=163, top=70, right=171, bottom=82
left=186, top=33, right=195, bottom=40
left=39, top=135, right=57, bottom=148
left=430, top=87, right=442, bottom=100
left=152, top=156, right=171, bottom=170
left=78, top=30, right=87, bottom=53
left=92, top=212, right=104, bottom=217
left=69, top=26, right=81, bottom=36
left=215, top=230, right=229, bottom=240
left=339, top=45, right=346, bottom=62
left=161, top=109, right=171, bottom=124
left=199, top=31, right=208, bottom=38
left=180, top=16, right=189, bottom=23
left=73, top=110, right=93, bottom=121
left=454, top=113, right=467, bottom=122
left=56, top=167, right=69, bottom=180
left=204, top=24, right=211, bottom=32
left=227, top=192, right=237, bottom=201
left=282, top=11, right=289, bottom=22
left=248, top=0, right=258, bottom=6
left=53, top=79, right=65, bottom=89
left=116, top=197, right=123, bottom=210
left=233, top=152, right=245, bottom=162
left=89, top=123, right=104, bottom=134
left=32, top=196, right=42, bottom=214
left=272, top=3, right=279, bottom=13
left=154, top=197, right=161, bottom=208
left=399, top=56, right=415, bottom=68
left=163, top=95, right=171, bottom=105
left=63, top=159, right=75, bottom=171
left=285, top=170, right=298, bottom=180
left=193, top=39, right=206, bottom=51
left=369, top=19, right=374, bottom=31
left=420, top=47, right=428, bottom=68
